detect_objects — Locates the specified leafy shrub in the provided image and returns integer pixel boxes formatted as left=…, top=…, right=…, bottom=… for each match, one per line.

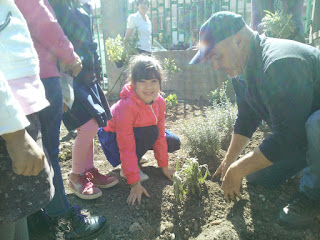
left=163, top=58, right=181, bottom=78
left=260, top=11, right=297, bottom=39
left=182, top=83, right=237, bottom=159
left=165, top=93, right=178, bottom=109
left=173, top=158, right=209, bottom=203
left=105, top=34, right=125, bottom=63
left=105, top=28, right=139, bottom=66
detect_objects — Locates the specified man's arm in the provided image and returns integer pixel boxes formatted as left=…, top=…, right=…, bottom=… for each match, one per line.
left=213, top=133, right=250, bottom=180
left=221, top=147, right=272, bottom=202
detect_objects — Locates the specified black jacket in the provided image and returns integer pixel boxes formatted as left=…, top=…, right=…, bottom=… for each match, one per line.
left=49, top=0, right=102, bottom=83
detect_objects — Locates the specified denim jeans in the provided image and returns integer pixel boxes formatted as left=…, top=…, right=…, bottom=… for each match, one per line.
left=39, top=77, right=71, bottom=217
left=246, top=110, right=320, bottom=201
left=300, top=110, right=320, bottom=200
left=98, top=125, right=181, bottom=167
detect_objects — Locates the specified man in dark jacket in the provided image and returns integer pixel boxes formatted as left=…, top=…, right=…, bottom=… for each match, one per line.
left=190, top=11, right=320, bottom=228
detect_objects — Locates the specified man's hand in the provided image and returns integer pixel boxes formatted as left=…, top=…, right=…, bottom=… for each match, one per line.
left=219, top=148, right=273, bottom=203
left=212, top=156, right=237, bottom=181
left=127, top=182, right=150, bottom=206
left=2, top=129, right=45, bottom=176
left=221, top=162, right=243, bottom=202
left=161, top=166, right=175, bottom=181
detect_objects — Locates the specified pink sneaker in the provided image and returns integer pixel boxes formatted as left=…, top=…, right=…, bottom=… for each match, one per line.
left=69, top=172, right=102, bottom=200
left=86, top=168, right=119, bottom=189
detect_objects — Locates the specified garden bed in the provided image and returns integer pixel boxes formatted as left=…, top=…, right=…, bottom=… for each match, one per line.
left=34, top=103, right=320, bottom=240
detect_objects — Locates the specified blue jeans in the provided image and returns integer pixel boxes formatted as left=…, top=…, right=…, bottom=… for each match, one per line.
left=98, top=126, right=181, bottom=167
left=39, top=77, right=71, bottom=217
left=300, top=110, right=320, bottom=200
left=247, top=110, right=320, bottom=200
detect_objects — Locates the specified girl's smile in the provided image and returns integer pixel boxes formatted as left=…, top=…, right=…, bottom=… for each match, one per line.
left=133, top=78, right=160, bottom=104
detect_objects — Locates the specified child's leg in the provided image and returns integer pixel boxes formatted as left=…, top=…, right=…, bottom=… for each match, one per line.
left=97, top=129, right=121, bottom=167
left=72, top=118, right=99, bottom=174
left=165, top=130, right=181, bottom=153
left=69, top=118, right=102, bottom=200
left=134, top=125, right=158, bottom=161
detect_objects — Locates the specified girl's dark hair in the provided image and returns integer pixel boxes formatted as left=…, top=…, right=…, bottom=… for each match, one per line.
left=136, top=0, right=150, bottom=7
left=129, top=55, right=164, bottom=87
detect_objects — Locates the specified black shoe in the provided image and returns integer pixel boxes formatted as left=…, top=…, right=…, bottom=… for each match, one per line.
left=51, top=205, right=107, bottom=240
left=27, top=209, right=51, bottom=240
left=278, top=192, right=320, bottom=228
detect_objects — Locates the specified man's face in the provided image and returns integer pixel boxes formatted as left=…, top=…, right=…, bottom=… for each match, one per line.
left=205, top=37, right=242, bottom=78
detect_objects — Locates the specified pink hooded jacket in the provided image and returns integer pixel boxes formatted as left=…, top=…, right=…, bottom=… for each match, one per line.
left=15, top=0, right=77, bottom=79
left=104, top=84, right=168, bottom=184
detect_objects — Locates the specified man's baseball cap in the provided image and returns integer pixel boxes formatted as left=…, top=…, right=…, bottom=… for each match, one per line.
left=189, top=11, right=246, bottom=64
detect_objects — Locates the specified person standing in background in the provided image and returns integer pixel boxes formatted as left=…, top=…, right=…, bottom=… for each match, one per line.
left=125, top=0, right=152, bottom=54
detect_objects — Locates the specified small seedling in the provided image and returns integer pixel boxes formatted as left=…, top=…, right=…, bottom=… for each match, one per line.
left=173, top=158, right=210, bottom=203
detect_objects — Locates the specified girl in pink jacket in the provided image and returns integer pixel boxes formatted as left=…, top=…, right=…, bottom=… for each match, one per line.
left=98, top=55, right=180, bottom=205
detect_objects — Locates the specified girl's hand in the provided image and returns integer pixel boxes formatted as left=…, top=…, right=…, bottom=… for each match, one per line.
left=161, top=166, right=175, bottom=182
left=127, top=182, right=150, bottom=206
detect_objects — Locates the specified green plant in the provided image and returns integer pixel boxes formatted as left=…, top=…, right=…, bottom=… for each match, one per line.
left=105, top=34, right=125, bottom=62
left=157, top=32, right=171, bottom=49
left=209, top=80, right=230, bottom=106
left=163, top=58, right=181, bottom=78
left=105, top=27, right=140, bottom=65
left=260, top=10, right=297, bottom=39
left=165, top=93, right=178, bottom=109
left=182, top=84, right=237, bottom=159
left=173, top=158, right=210, bottom=203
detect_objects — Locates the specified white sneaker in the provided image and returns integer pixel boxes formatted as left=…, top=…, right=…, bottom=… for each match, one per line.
left=120, top=168, right=149, bottom=182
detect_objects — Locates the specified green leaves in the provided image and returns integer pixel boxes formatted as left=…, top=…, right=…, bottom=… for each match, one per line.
left=260, top=10, right=297, bottom=39
left=105, top=27, right=140, bottom=65
left=163, top=58, right=181, bottom=78
left=182, top=82, right=237, bottom=160
left=165, top=93, right=178, bottom=109
left=173, top=158, right=210, bottom=203
left=105, top=34, right=125, bottom=62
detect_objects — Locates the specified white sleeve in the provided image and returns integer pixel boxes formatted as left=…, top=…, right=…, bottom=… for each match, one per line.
left=0, top=72, right=29, bottom=135
left=127, top=14, right=136, bottom=29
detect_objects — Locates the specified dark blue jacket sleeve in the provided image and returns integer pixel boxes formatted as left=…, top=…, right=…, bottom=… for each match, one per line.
left=232, top=78, right=262, bottom=138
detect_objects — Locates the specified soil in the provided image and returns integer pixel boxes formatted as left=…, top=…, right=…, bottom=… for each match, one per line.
left=35, top=103, right=320, bottom=240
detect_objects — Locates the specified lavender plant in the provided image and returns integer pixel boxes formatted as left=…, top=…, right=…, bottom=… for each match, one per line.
left=182, top=83, right=237, bottom=159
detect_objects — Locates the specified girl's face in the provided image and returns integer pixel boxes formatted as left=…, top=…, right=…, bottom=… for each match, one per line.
left=133, top=78, right=160, bottom=104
